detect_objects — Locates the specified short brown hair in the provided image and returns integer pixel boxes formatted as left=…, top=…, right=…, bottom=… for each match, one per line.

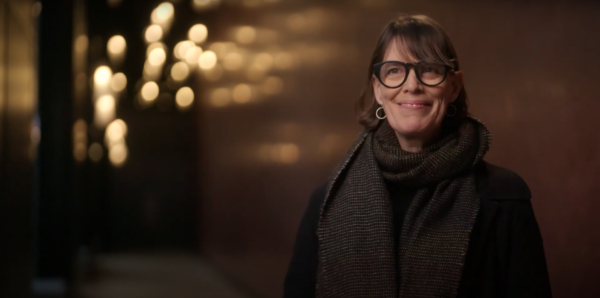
left=356, top=14, right=469, bottom=129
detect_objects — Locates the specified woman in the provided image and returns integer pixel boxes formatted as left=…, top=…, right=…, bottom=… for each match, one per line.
left=283, top=14, right=551, bottom=298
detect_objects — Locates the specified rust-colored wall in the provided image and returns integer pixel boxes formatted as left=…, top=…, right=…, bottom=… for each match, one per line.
left=197, top=1, right=600, bottom=297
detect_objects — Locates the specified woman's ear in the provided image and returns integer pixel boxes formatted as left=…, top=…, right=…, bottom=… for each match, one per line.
left=372, top=76, right=384, bottom=105
left=449, top=71, right=464, bottom=103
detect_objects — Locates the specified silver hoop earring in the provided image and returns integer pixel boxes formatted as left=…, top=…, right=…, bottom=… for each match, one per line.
left=376, top=107, right=386, bottom=120
left=446, top=104, right=457, bottom=117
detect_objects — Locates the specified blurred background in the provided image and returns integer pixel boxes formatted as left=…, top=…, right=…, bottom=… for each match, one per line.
left=1, top=0, right=600, bottom=297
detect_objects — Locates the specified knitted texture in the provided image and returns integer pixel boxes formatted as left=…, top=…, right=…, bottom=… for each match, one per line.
left=316, top=117, right=491, bottom=298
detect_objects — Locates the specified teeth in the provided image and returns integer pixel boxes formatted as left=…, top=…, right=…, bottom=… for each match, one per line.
left=402, top=103, right=423, bottom=107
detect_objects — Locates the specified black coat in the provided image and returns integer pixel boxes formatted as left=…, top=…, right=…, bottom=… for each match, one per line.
left=283, top=161, right=552, bottom=298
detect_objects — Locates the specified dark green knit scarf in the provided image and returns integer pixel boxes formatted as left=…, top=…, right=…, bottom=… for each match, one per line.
left=316, top=117, right=491, bottom=298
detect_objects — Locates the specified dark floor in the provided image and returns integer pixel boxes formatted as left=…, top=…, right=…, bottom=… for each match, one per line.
left=73, top=252, right=252, bottom=298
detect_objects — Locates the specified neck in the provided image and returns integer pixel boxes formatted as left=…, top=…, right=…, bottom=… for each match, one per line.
left=394, top=127, right=441, bottom=153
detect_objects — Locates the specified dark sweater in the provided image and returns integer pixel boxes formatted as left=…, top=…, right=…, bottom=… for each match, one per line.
left=283, top=162, right=552, bottom=298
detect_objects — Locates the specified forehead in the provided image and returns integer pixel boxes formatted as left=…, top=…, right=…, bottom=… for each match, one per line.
left=383, top=38, right=419, bottom=63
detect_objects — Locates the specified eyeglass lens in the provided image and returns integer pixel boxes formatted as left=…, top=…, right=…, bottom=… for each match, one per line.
left=378, top=62, right=447, bottom=87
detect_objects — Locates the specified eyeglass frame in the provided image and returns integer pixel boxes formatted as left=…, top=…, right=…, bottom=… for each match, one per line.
left=372, top=59, right=457, bottom=88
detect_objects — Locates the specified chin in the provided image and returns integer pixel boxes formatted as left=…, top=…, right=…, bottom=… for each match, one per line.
left=388, top=117, right=432, bottom=138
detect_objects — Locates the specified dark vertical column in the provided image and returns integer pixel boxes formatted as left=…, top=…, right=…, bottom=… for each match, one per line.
left=36, top=0, right=74, bottom=285
left=0, top=0, right=37, bottom=297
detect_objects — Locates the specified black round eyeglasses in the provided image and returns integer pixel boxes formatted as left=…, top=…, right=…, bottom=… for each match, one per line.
left=373, top=60, right=457, bottom=88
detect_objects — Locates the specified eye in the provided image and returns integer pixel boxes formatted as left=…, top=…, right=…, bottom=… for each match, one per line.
left=387, top=68, right=399, bottom=74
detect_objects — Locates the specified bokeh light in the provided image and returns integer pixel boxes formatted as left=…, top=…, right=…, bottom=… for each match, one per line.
left=174, top=40, right=196, bottom=60
left=105, top=119, right=128, bottom=145
left=110, top=72, right=127, bottom=92
left=258, top=143, right=300, bottom=164
left=247, top=64, right=266, bottom=82
left=94, top=94, right=116, bottom=128
left=262, top=76, right=283, bottom=95
left=254, top=52, right=273, bottom=70
left=202, top=64, right=223, bottom=81
left=108, top=143, right=128, bottom=167
left=151, top=2, right=174, bottom=24
left=74, top=35, right=88, bottom=54
left=176, top=87, right=195, bottom=110
left=145, top=24, right=163, bottom=43
left=188, top=24, right=208, bottom=44
left=210, top=87, right=231, bottom=107
left=236, top=26, right=256, bottom=44
left=148, top=47, right=167, bottom=66
left=184, top=46, right=203, bottom=65
left=232, top=84, right=252, bottom=103
left=274, top=52, right=295, bottom=69
left=107, top=35, right=126, bottom=55
left=223, top=52, right=244, bottom=71
left=192, top=0, right=220, bottom=11
left=88, top=143, right=103, bottom=162
left=74, top=143, right=87, bottom=162
left=171, top=62, right=190, bottom=81
left=141, top=82, right=160, bottom=102
left=96, top=95, right=115, bottom=113
left=198, top=51, right=217, bottom=70
left=73, top=119, right=88, bottom=163
left=94, top=66, right=112, bottom=87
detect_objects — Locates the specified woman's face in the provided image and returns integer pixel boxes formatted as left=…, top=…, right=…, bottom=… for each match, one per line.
left=372, top=38, right=463, bottom=142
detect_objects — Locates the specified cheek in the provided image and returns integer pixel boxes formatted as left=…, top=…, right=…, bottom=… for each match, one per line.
left=380, top=88, right=400, bottom=101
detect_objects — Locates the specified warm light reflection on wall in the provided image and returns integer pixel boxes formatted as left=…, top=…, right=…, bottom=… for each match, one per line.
left=223, top=52, right=244, bottom=71
left=259, top=143, right=300, bottom=164
left=94, top=95, right=116, bottom=128
left=170, top=62, right=190, bottom=81
left=210, top=87, right=231, bottom=107
left=236, top=26, right=257, bottom=44
left=175, top=87, right=195, bottom=110
left=233, top=84, right=252, bottom=103
left=188, top=24, right=208, bottom=44
left=141, top=82, right=160, bottom=102
left=262, top=76, right=283, bottom=95
left=73, top=119, right=88, bottom=163
left=253, top=52, right=273, bottom=70
left=318, top=134, right=343, bottom=160
left=247, top=64, right=266, bottom=82
left=88, top=142, right=103, bottom=163
left=198, top=50, right=217, bottom=69
left=145, top=24, right=164, bottom=43
left=202, top=64, right=223, bottom=81
left=274, top=51, right=295, bottom=69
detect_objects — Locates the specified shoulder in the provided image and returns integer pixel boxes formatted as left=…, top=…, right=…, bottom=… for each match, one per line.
left=474, top=161, right=532, bottom=200
left=309, top=183, right=327, bottom=209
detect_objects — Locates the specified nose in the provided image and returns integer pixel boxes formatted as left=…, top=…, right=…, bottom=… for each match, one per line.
left=402, top=67, right=421, bottom=93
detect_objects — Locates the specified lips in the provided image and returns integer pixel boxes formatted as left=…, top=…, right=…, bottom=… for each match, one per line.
left=397, top=101, right=432, bottom=109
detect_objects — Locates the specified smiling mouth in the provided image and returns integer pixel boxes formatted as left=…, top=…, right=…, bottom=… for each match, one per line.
left=398, top=102, right=431, bottom=109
